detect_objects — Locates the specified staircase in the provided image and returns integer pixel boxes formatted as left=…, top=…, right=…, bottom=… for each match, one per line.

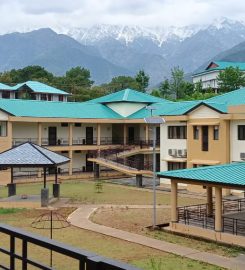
left=88, top=144, right=155, bottom=177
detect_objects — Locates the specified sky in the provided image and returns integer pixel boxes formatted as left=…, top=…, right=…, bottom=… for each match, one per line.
left=0, top=0, right=245, bottom=32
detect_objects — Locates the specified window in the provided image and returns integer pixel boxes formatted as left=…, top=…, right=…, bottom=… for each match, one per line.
left=202, top=126, right=209, bottom=151
left=0, top=122, right=7, bottom=136
left=75, top=123, right=81, bottom=127
left=238, top=125, right=245, bottom=140
left=61, top=123, right=68, bottom=127
left=40, top=94, right=47, bottom=101
left=48, top=94, right=52, bottom=101
left=168, top=126, right=186, bottom=139
left=59, top=95, right=64, bottom=102
left=168, top=162, right=186, bottom=171
left=2, top=91, right=10, bottom=99
left=193, top=126, right=199, bottom=140
left=213, top=126, right=219, bottom=140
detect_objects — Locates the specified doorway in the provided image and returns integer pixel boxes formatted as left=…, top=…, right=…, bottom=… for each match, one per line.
left=128, top=127, right=135, bottom=144
left=86, top=127, right=93, bottom=145
left=48, top=127, right=57, bottom=145
left=86, top=154, right=93, bottom=172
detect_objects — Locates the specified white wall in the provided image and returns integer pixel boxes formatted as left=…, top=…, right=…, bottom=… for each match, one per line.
left=188, top=105, right=220, bottom=119
left=13, top=123, right=38, bottom=139
left=107, top=102, right=146, bottom=117
left=160, top=122, right=187, bottom=171
left=193, top=71, right=220, bottom=89
left=230, top=120, right=245, bottom=162
left=0, top=110, right=9, bottom=121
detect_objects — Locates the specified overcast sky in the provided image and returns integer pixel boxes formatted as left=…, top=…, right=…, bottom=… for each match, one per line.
left=1, top=0, right=245, bottom=32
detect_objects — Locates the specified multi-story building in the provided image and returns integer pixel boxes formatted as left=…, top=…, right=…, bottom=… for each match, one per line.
left=0, top=81, right=69, bottom=101
left=192, top=61, right=245, bottom=91
left=0, top=84, right=245, bottom=191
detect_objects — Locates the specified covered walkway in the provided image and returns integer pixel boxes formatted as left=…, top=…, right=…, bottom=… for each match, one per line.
left=158, top=162, right=245, bottom=246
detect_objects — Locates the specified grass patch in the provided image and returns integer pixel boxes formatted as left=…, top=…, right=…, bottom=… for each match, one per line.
left=91, top=207, right=245, bottom=258
left=133, top=256, right=224, bottom=270
left=0, top=208, right=223, bottom=270
left=0, top=208, right=24, bottom=214
left=0, top=180, right=204, bottom=206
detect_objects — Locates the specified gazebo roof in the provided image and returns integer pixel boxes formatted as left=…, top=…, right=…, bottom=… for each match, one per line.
left=0, top=142, right=70, bottom=167
left=158, top=162, right=245, bottom=189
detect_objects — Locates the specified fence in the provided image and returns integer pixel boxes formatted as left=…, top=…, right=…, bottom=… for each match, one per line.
left=0, top=223, right=140, bottom=270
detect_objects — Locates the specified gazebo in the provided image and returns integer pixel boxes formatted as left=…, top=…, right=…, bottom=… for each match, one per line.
left=158, top=162, right=245, bottom=247
left=0, top=142, right=70, bottom=206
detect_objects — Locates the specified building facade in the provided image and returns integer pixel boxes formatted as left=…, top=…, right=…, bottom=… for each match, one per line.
left=192, top=61, right=245, bottom=91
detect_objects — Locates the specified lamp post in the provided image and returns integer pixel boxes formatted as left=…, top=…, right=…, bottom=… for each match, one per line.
left=144, top=107, right=165, bottom=229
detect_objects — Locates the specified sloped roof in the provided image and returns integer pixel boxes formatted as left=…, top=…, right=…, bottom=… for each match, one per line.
left=11, top=81, right=69, bottom=95
left=158, top=162, right=245, bottom=188
left=0, top=142, right=70, bottom=167
left=89, top=88, right=167, bottom=104
left=207, top=88, right=245, bottom=107
left=0, top=98, right=122, bottom=119
left=0, top=83, right=13, bottom=90
left=193, top=61, right=245, bottom=76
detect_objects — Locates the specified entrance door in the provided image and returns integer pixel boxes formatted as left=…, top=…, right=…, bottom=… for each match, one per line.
left=86, top=154, right=93, bottom=172
left=202, top=126, right=209, bottom=151
left=48, top=127, right=57, bottom=145
left=156, top=126, right=160, bottom=145
left=128, top=127, right=135, bottom=144
left=86, top=127, right=93, bottom=145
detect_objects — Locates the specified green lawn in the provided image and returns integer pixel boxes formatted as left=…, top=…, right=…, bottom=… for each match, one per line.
left=0, top=180, right=204, bottom=206
left=0, top=208, right=224, bottom=270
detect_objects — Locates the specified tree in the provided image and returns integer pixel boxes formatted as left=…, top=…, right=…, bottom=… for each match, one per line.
left=159, top=79, right=171, bottom=98
left=135, top=70, right=149, bottom=92
left=169, top=67, right=186, bottom=99
left=217, top=66, right=245, bottom=93
left=106, top=76, right=140, bottom=92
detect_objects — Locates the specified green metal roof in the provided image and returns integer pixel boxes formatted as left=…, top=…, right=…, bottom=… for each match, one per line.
left=158, top=162, right=245, bottom=187
left=207, top=88, right=245, bottom=107
left=193, top=61, right=245, bottom=76
left=0, top=83, right=13, bottom=90
left=0, top=99, right=122, bottom=119
left=89, top=88, right=167, bottom=104
left=11, top=81, right=69, bottom=95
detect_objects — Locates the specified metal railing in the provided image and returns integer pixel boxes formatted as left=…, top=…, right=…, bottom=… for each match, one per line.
left=12, top=138, right=38, bottom=146
left=222, top=198, right=245, bottom=214
left=222, top=216, right=245, bottom=236
left=0, top=223, right=139, bottom=270
left=177, top=203, right=215, bottom=230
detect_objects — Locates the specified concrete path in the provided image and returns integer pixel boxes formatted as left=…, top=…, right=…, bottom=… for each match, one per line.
left=68, top=205, right=245, bottom=270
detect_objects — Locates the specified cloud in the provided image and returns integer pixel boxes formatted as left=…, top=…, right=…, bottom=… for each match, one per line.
left=0, top=0, right=245, bottom=33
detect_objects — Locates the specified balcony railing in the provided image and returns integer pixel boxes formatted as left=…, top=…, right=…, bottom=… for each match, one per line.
left=12, top=137, right=160, bottom=147
left=0, top=223, right=139, bottom=270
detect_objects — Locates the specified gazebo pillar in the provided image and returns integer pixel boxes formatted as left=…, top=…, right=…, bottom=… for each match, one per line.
left=41, top=167, right=49, bottom=207
left=123, top=124, right=127, bottom=145
left=206, top=186, right=213, bottom=216
left=53, top=167, right=60, bottom=198
left=7, top=168, right=16, bottom=197
left=171, top=179, right=178, bottom=223
left=215, top=186, right=223, bottom=232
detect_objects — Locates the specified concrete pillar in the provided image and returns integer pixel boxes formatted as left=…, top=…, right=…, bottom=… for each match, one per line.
left=53, top=184, right=60, bottom=198
left=145, top=124, right=149, bottom=143
left=69, top=150, right=73, bottom=176
left=171, top=180, right=178, bottom=223
left=41, top=188, right=49, bottom=207
left=215, top=186, right=222, bottom=232
left=37, top=122, right=42, bottom=145
left=206, top=186, right=213, bottom=216
left=7, top=183, right=16, bottom=197
left=123, top=124, right=127, bottom=145
left=136, top=174, right=143, bottom=188
left=69, top=123, right=73, bottom=146
left=94, top=163, right=100, bottom=178
left=97, top=124, right=101, bottom=146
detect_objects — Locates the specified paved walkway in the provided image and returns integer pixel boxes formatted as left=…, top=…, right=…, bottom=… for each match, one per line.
left=68, top=205, right=245, bottom=270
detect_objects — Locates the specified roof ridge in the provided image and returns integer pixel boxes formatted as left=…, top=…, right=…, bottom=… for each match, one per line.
left=122, top=88, right=130, bottom=101
left=31, top=143, right=56, bottom=164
